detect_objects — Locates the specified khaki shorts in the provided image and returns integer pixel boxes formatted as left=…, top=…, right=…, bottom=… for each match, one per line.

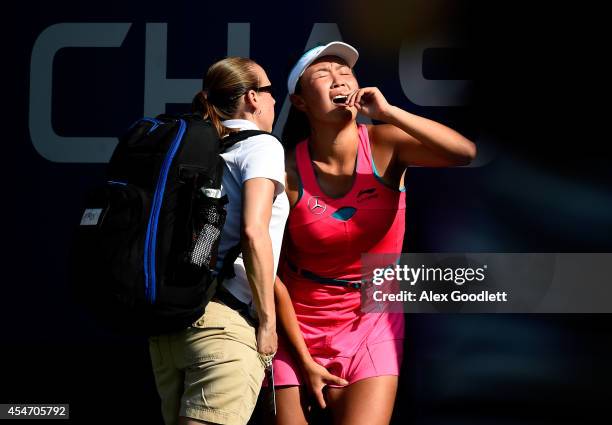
left=149, top=300, right=267, bottom=425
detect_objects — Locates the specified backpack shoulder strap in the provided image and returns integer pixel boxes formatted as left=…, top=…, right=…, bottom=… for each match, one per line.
left=221, top=130, right=280, bottom=152
left=217, top=243, right=242, bottom=284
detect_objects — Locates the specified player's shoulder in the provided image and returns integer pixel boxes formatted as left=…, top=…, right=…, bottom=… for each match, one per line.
left=367, top=123, right=402, bottom=149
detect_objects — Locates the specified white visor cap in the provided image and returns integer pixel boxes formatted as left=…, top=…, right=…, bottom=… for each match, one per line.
left=287, top=41, right=359, bottom=95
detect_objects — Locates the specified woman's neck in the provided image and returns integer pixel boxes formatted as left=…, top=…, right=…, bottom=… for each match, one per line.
left=309, top=120, right=359, bottom=166
left=233, top=111, right=262, bottom=130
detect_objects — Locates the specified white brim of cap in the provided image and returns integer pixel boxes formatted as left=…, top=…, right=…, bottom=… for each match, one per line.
left=287, top=41, right=359, bottom=95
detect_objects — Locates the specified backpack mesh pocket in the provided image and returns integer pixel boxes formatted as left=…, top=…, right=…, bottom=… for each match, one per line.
left=184, top=191, right=228, bottom=269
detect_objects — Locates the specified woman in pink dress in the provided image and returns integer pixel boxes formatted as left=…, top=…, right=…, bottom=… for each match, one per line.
left=272, top=42, right=476, bottom=425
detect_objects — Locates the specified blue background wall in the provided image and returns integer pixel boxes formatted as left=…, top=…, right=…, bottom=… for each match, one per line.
left=3, top=0, right=611, bottom=423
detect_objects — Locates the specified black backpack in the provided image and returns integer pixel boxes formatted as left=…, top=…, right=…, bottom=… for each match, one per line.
left=71, top=113, right=271, bottom=336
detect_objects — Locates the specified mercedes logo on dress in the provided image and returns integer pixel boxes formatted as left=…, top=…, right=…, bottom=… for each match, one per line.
left=307, top=196, right=327, bottom=215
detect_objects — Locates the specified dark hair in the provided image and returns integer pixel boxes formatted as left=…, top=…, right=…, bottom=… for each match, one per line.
left=191, top=57, right=260, bottom=138
left=281, top=81, right=311, bottom=152
left=280, top=49, right=359, bottom=152
left=281, top=49, right=313, bottom=151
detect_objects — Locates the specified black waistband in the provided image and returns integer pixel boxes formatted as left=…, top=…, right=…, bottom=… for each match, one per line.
left=286, top=260, right=363, bottom=289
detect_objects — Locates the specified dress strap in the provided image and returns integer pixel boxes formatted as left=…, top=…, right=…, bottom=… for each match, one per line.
left=295, top=139, right=322, bottom=197
left=356, top=124, right=374, bottom=174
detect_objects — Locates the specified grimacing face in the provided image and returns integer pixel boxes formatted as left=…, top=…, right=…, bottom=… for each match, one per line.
left=296, top=55, right=359, bottom=123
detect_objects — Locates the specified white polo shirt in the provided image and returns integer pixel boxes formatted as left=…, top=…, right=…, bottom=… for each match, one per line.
left=214, top=119, right=289, bottom=317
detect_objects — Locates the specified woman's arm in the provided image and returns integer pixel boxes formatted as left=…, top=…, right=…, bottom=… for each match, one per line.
left=275, top=161, right=348, bottom=407
left=274, top=275, right=348, bottom=408
left=274, top=275, right=311, bottom=365
left=241, top=177, right=277, bottom=356
left=347, top=87, right=477, bottom=168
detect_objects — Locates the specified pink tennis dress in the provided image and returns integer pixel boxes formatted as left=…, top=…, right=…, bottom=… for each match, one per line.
left=273, top=124, right=406, bottom=386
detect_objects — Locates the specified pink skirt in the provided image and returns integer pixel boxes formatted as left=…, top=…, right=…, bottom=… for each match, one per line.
left=272, top=277, right=405, bottom=386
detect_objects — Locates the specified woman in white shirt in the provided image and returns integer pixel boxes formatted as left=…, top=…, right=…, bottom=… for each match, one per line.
left=149, top=57, right=289, bottom=425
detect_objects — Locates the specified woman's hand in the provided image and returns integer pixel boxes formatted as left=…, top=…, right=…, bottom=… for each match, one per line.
left=301, top=358, right=348, bottom=409
left=257, top=321, right=278, bottom=356
left=346, top=87, right=392, bottom=121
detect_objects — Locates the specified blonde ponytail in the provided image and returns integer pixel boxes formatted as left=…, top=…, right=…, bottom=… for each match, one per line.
left=191, top=57, right=260, bottom=139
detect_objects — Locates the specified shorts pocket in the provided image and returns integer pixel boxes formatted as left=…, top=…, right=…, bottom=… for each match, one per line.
left=182, top=339, right=263, bottom=420
left=189, top=300, right=233, bottom=328
left=182, top=325, right=227, bottom=365
left=190, top=315, right=227, bottom=329
left=182, top=304, right=232, bottom=364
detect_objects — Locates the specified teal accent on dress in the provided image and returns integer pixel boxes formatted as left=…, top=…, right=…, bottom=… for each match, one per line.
left=371, top=155, right=406, bottom=192
left=332, top=206, right=357, bottom=221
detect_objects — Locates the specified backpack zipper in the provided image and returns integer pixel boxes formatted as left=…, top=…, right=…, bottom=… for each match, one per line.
left=128, top=117, right=161, bottom=134
left=144, top=118, right=187, bottom=303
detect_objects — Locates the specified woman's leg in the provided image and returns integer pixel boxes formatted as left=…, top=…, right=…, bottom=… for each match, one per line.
left=175, top=301, right=264, bottom=425
left=149, top=335, right=184, bottom=425
left=326, top=376, right=398, bottom=425
left=274, top=385, right=310, bottom=425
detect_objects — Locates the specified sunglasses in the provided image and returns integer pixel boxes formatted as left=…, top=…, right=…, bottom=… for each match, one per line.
left=230, top=85, right=274, bottom=101
left=254, top=84, right=274, bottom=96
